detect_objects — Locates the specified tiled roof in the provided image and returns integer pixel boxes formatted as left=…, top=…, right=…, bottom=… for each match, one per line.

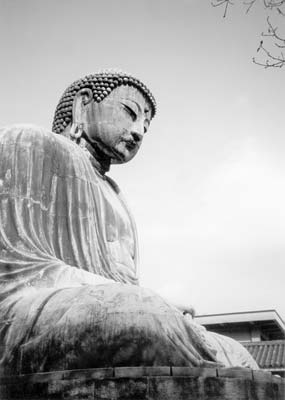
left=243, top=340, right=285, bottom=369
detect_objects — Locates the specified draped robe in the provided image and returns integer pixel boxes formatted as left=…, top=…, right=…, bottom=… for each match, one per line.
left=0, top=125, right=257, bottom=375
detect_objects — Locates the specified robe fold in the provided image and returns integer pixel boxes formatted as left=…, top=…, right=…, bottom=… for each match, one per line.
left=0, top=125, right=257, bottom=375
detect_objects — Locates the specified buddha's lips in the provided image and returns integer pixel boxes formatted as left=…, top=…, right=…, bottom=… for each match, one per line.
left=122, top=139, right=137, bottom=150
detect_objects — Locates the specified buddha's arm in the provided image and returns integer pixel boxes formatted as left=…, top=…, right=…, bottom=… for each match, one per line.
left=0, top=125, right=120, bottom=293
left=0, top=237, right=116, bottom=296
left=44, top=262, right=116, bottom=288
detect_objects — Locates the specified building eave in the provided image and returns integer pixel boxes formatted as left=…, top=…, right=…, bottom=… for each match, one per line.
left=195, top=310, right=285, bottom=337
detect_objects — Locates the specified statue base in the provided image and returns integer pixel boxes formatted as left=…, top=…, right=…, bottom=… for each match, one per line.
left=1, top=366, right=284, bottom=399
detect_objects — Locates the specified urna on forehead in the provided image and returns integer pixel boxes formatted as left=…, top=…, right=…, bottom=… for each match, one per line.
left=52, top=71, right=157, bottom=134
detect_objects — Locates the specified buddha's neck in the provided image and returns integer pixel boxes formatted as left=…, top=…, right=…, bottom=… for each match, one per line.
left=84, top=140, right=111, bottom=175
left=62, top=127, right=111, bottom=175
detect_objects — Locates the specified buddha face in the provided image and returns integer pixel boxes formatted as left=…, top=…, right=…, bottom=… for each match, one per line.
left=83, top=85, right=152, bottom=164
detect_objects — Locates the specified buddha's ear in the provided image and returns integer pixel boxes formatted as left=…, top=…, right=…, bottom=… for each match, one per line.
left=77, top=88, right=93, bottom=106
left=70, top=88, right=93, bottom=139
left=72, top=88, right=93, bottom=123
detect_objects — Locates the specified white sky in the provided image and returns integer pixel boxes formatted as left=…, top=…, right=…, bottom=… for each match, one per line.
left=1, top=0, right=285, bottom=319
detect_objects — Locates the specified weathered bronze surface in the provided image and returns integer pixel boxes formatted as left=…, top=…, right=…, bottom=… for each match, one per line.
left=0, top=71, right=257, bottom=376
left=1, top=367, right=284, bottom=400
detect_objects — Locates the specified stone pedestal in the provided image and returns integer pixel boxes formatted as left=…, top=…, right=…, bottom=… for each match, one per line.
left=1, top=366, right=284, bottom=399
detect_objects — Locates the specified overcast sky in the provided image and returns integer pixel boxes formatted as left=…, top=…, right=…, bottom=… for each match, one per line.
left=1, top=0, right=285, bottom=320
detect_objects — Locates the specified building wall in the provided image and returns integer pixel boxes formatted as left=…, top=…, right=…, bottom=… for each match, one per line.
left=206, top=325, right=261, bottom=343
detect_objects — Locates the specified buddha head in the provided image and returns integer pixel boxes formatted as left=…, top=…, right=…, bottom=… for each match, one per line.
left=52, top=71, right=156, bottom=166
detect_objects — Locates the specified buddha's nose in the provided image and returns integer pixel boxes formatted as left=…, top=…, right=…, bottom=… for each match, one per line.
left=131, top=131, right=143, bottom=143
left=131, top=120, right=144, bottom=142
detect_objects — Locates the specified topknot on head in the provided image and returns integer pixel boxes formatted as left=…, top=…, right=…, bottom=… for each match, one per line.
left=52, top=70, right=157, bottom=134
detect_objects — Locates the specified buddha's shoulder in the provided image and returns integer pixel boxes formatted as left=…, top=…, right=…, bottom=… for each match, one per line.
left=0, top=124, right=101, bottom=184
left=0, top=124, right=79, bottom=157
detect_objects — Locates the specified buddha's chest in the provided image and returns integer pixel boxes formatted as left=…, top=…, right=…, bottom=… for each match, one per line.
left=98, top=177, right=135, bottom=267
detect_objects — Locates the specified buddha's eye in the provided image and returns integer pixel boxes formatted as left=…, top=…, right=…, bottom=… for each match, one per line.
left=122, top=104, right=137, bottom=121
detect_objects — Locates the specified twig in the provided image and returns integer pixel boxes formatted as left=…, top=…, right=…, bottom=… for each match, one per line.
left=211, top=0, right=285, bottom=67
left=211, top=0, right=234, bottom=17
left=253, top=40, right=285, bottom=67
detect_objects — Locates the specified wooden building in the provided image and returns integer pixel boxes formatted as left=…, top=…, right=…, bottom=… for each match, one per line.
left=195, top=310, right=285, bottom=377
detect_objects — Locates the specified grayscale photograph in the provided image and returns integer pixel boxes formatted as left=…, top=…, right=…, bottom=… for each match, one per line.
left=0, top=1, right=284, bottom=399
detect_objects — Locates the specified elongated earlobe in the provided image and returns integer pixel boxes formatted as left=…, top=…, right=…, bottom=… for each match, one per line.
left=70, top=122, right=83, bottom=140
left=70, top=88, right=93, bottom=141
left=72, top=88, right=93, bottom=123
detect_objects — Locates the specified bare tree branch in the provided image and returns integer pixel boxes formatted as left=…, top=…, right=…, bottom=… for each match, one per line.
left=262, top=16, right=284, bottom=42
left=244, top=0, right=258, bottom=14
left=211, top=0, right=285, bottom=67
left=255, top=17, right=285, bottom=67
left=253, top=40, right=285, bottom=67
left=211, top=0, right=234, bottom=18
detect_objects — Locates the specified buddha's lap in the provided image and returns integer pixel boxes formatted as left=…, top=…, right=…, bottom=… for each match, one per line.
left=25, top=283, right=201, bottom=348
left=13, top=283, right=213, bottom=372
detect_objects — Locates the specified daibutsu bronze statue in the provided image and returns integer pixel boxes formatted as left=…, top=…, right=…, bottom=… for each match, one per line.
left=0, top=71, right=258, bottom=375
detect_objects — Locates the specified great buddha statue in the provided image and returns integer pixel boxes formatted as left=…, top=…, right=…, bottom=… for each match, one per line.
left=0, top=71, right=258, bottom=375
